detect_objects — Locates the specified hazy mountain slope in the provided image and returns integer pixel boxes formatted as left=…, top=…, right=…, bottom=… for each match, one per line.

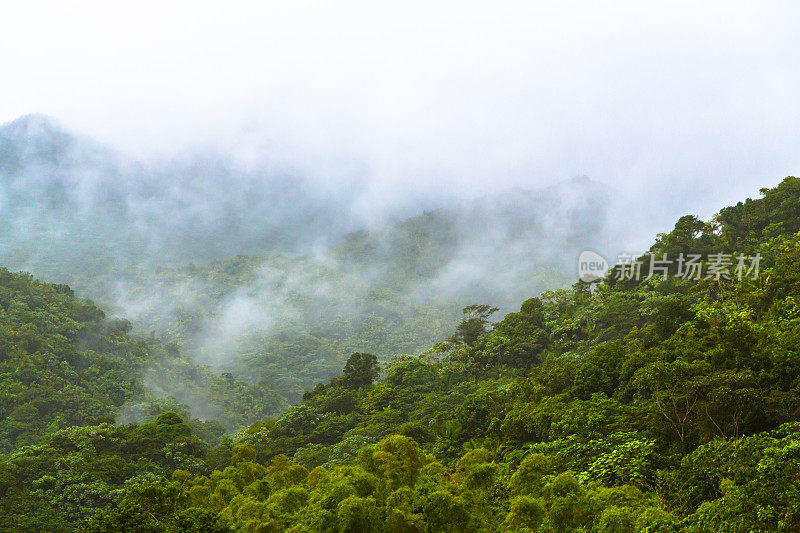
left=97, top=178, right=613, bottom=401
left=0, top=114, right=620, bottom=406
left=0, top=115, right=358, bottom=288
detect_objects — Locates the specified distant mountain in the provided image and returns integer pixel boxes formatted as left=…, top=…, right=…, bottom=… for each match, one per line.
left=0, top=115, right=358, bottom=289
left=0, top=114, right=620, bottom=404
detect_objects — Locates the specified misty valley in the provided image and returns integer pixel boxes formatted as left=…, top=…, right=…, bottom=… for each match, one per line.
left=1, top=116, right=614, bottom=417
left=2, top=114, right=800, bottom=531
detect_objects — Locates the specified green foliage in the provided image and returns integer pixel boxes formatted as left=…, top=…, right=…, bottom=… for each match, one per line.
left=449, top=304, right=499, bottom=347
left=510, top=453, right=551, bottom=495
left=341, top=353, right=381, bottom=390
left=0, top=268, right=140, bottom=451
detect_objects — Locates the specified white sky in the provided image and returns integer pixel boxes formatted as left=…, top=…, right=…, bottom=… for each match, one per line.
left=2, top=1, right=799, bottom=233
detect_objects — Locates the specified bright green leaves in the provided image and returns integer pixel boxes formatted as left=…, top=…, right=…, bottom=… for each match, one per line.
left=358, top=435, right=425, bottom=493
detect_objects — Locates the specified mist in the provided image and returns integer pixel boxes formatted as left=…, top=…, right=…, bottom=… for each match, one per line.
left=2, top=2, right=799, bottom=229
left=1, top=114, right=628, bottom=408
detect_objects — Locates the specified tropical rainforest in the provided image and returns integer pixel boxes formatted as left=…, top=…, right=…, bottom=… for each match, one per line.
left=0, top=174, right=799, bottom=532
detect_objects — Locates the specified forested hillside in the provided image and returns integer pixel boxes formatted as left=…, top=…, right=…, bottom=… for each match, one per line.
left=1, top=177, right=800, bottom=531
left=0, top=269, right=287, bottom=452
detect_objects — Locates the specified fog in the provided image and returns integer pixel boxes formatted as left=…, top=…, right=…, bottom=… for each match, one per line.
left=2, top=2, right=799, bottom=238
left=0, top=113, right=621, bottom=407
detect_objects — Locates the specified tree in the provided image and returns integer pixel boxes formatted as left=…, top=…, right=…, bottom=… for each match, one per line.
left=342, top=353, right=380, bottom=389
left=633, top=360, right=708, bottom=446
left=651, top=215, right=710, bottom=257
left=449, top=305, right=499, bottom=347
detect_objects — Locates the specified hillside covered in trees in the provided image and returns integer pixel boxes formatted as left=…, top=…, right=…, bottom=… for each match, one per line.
left=0, top=269, right=288, bottom=451
left=2, top=176, right=800, bottom=531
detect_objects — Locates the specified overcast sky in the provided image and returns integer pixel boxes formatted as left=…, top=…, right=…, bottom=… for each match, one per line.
left=2, top=1, right=799, bottom=240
